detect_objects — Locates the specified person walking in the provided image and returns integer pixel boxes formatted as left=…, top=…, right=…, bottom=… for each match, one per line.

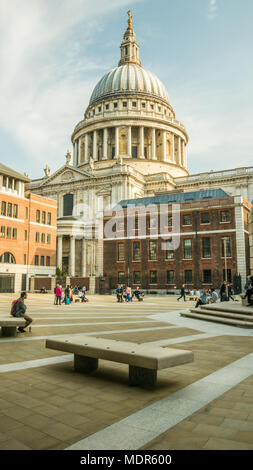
left=55, top=284, right=62, bottom=305
left=177, top=284, right=186, bottom=301
left=125, top=285, right=132, bottom=302
left=12, top=292, right=33, bottom=333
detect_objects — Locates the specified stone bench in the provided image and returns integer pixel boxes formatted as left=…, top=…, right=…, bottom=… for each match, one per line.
left=0, top=317, right=26, bottom=337
left=45, top=335, right=194, bottom=387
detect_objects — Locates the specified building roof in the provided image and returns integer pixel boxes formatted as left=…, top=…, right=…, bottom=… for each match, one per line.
left=116, top=189, right=230, bottom=208
left=0, top=162, right=30, bottom=182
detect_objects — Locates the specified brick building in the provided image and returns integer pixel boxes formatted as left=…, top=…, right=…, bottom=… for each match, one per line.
left=103, top=189, right=251, bottom=293
left=0, top=162, right=57, bottom=292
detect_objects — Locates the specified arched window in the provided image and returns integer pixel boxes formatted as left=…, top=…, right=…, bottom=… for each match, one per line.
left=63, top=194, right=74, bottom=216
left=0, top=252, right=16, bottom=264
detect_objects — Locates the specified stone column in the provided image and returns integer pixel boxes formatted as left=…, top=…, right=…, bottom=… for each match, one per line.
left=93, top=130, right=97, bottom=161
left=178, top=137, right=182, bottom=166
left=127, top=126, right=132, bottom=157
left=69, top=235, right=75, bottom=277
left=78, top=138, right=82, bottom=165
left=151, top=128, right=157, bottom=160
left=102, top=127, right=108, bottom=160
left=139, top=126, right=145, bottom=158
left=57, top=235, right=63, bottom=270
left=81, top=238, right=86, bottom=277
left=162, top=130, right=167, bottom=161
left=171, top=134, right=175, bottom=162
left=115, top=127, right=119, bottom=157
left=84, top=133, right=89, bottom=163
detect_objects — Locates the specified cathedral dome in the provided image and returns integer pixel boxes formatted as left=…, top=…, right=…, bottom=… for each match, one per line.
left=89, top=63, right=170, bottom=106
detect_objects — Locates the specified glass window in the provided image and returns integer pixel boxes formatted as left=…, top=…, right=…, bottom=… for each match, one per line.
left=221, top=237, right=231, bottom=257
left=34, top=255, right=39, bottom=266
left=133, top=241, right=141, bottom=261
left=132, top=102, right=137, bottom=107
left=47, top=213, right=51, bottom=225
left=183, top=214, right=191, bottom=226
left=202, top=238, right=211, bottom=258
left=220, top=210, right=229, bottom=222
left=36, top=210, right=40, bottom=223
left=63, top=194, right=74, bottom=217
left=167, top=270, right=175, bottom=284
left=24, top=230, right=27, bottom=241
left=40, top=256, right=45, bottom=266
left=46, top=256, right=50, bottom=267
left=1, top=201, right=6, bottom=215
left=42, top=211, right=46, bottom=224
left=118, top=243, right=125, bottom=261
left=41, top=233, right=45, bottom=243
left=12, top=228, right=17, bottom=239
left=0, top=226, right=5, bottom=237
left=114, top=102, right=118, bottom=108
left=118, top=272, right=125, bottom=284
left=13, top=204, right=18, bottom=218
left=25, top=207, right=28, bottom=219
left=166, top=249, right=174, bottom=260
left=35, top=232, right=40, bottom=242
left=6, top=227, right=11, bottom=238
left=2, top=176, right=7, bottom=187
left=47, top=234, right=51, bottom=244
left=7, top=203, right=12, bottom=217
left=123, top=101, right=127, bottom=107
left=142, top=103, right=146, bottom=108
left=14, top=180, right=18, bottom=191
left=150, top=271, right=157, bottom=284
left=0, top=252, right=15, bottom=263
left=8, top=177, right=13, bottom=189
left=184, top=239, right=192, bottom=259
left=105, top=104, right=109, bottom=110
left=149, top=241, right=157, bottom=260
left=203, top=270, right=212, bottom=283
left=133, top=271, right=141, bottom=284
left=184, top=270, right=193, bottom=284
left=24, top=254, right=27, bottom=265
left=168, top=215, right=172, bottom=227
left=132, top=146, right=137, bottom=158
left=201, top=212, right=210, bottom=224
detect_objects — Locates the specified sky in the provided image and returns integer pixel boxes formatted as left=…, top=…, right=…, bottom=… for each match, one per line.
left=0, top=0, right=252, bottom=179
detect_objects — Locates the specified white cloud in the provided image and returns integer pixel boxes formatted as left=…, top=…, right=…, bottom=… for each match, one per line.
left=208, top=0, right=218, bottom=20
left=0, top=0, right=142, bottom=177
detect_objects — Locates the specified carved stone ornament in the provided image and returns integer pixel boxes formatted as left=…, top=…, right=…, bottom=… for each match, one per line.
left=61, top=170, right=74, bottom=181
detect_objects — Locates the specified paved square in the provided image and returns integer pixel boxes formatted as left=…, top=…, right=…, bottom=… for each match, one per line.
left=0, top=293, right=253, bottom=450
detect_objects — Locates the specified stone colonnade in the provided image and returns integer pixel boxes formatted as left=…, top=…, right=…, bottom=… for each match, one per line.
left=73, top=126, right=187, bottom=167
left=57, top=235, right=96, bottom=278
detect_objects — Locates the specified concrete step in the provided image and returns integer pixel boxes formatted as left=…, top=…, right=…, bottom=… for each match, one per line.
left=191, top=308, right=253, bottom=322
left=200, top=304, right=253, bottom=316
left=180, top=310, right=253, bottom=328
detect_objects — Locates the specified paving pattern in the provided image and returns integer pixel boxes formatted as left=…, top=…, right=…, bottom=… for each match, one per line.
left=0, top=293, right=253, bottom=450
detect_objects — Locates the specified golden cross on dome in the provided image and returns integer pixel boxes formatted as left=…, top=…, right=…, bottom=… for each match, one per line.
left=127, top=10, right=132, bottom=29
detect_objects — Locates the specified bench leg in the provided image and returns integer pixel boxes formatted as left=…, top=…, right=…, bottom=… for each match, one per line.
left=1, top=327, right=17, bottom=337
left=129, top=365, right=157, bottom=388
left=74, top=354, right=98, bottom=373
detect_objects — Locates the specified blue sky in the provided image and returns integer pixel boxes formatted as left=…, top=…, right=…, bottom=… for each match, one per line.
left=0, top=0, right=252, bottom=179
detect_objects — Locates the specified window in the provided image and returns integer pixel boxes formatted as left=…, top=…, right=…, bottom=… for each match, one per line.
left=1, top=201, right=6, bottom=215
left=42, top=211, right=46, bottom=224
left=47, top=213, right=51, bottom=225
left=166, top=249, right=174, bottom=260
left=132, top=146, right=137, bottom=158
left=142, top=103, right=146, bottom=108
left=183, top=214, right=191, bottom=226
left=34, top=255, right=39, bottom=266
left=8, top=177, right=13, bottom=189
left=184, top=270, right=193, bottom=284
left=12, top=228, right=17, bottom=239
left=105, top=104, right=109, bottom=110
left=168, top=215, right=172, bottom=227
left=40, top=256, right=45, bottom=266
left=202, top=238, right=211, bottom=258
left=118, top=243, right=125, bottom=261
left=133, top=241, right=141, bottom=261
left=201, top=212, right=210, bottom=224
left=114, top=102, right=118, bottom=108
left=98, top=106, right=101, bottom=112
left=203, top=270, right=212, bottom=283
left=0, top=252, right=15, bottom=264
left=133, top=271, right=141, bottom=284
left=63, top=194, right=74, bottom=216
left=123, top=101, right=127, bottom=107
left=46, top=256, right=50, bottom=267
left=47, top=234, right=51, bottom=244
left=24, top=230, right=27, bottom=241
left=25, top=207, right=28, bottom=219
left=13, top=204, right=18, bottom=218
left=36, top=210, right=40, bottom=223
left=41, top=233, right=45, bottom=243
left=150, top=271, right=157, bottom=284
left=184, top=239, right=192, bottom=259
left=221, top=237, right=231, bottom=257
left=118, top=272, right=125, bottom=284
left=6, top=227, right=11, bottom=238
left=167, top=270, right=175, bottom=284
left=24, top=254, right=27, bottom=265
left=132, top=102, right=137, bottom=107
left=220, top=210, right=230, bottom=223
left=14, top=180, right=18, bottom=191
left=3, top=176, right=7, bottom=187
left=35, top=232, right=40, bottom=242
left=7, top=203, right=12, bottom=217
left=223, top=268, right=232, bottom=283
left=125, top=46, right=128, bottom=55
left=149, top=241, right=157, bottom=260
left=150, top=104, right=154, bottom=110
left=0, top=226, right=5, bottom=237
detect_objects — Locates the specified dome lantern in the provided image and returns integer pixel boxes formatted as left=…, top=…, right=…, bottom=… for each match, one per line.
left=118, top=11, right=141, bottom=67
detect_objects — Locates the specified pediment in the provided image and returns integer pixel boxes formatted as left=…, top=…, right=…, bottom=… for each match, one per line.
left=39, top=164, right=93, bottom=187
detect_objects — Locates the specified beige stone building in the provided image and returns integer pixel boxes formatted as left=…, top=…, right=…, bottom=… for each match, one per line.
left=28, top=12, right=253, bottom=286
